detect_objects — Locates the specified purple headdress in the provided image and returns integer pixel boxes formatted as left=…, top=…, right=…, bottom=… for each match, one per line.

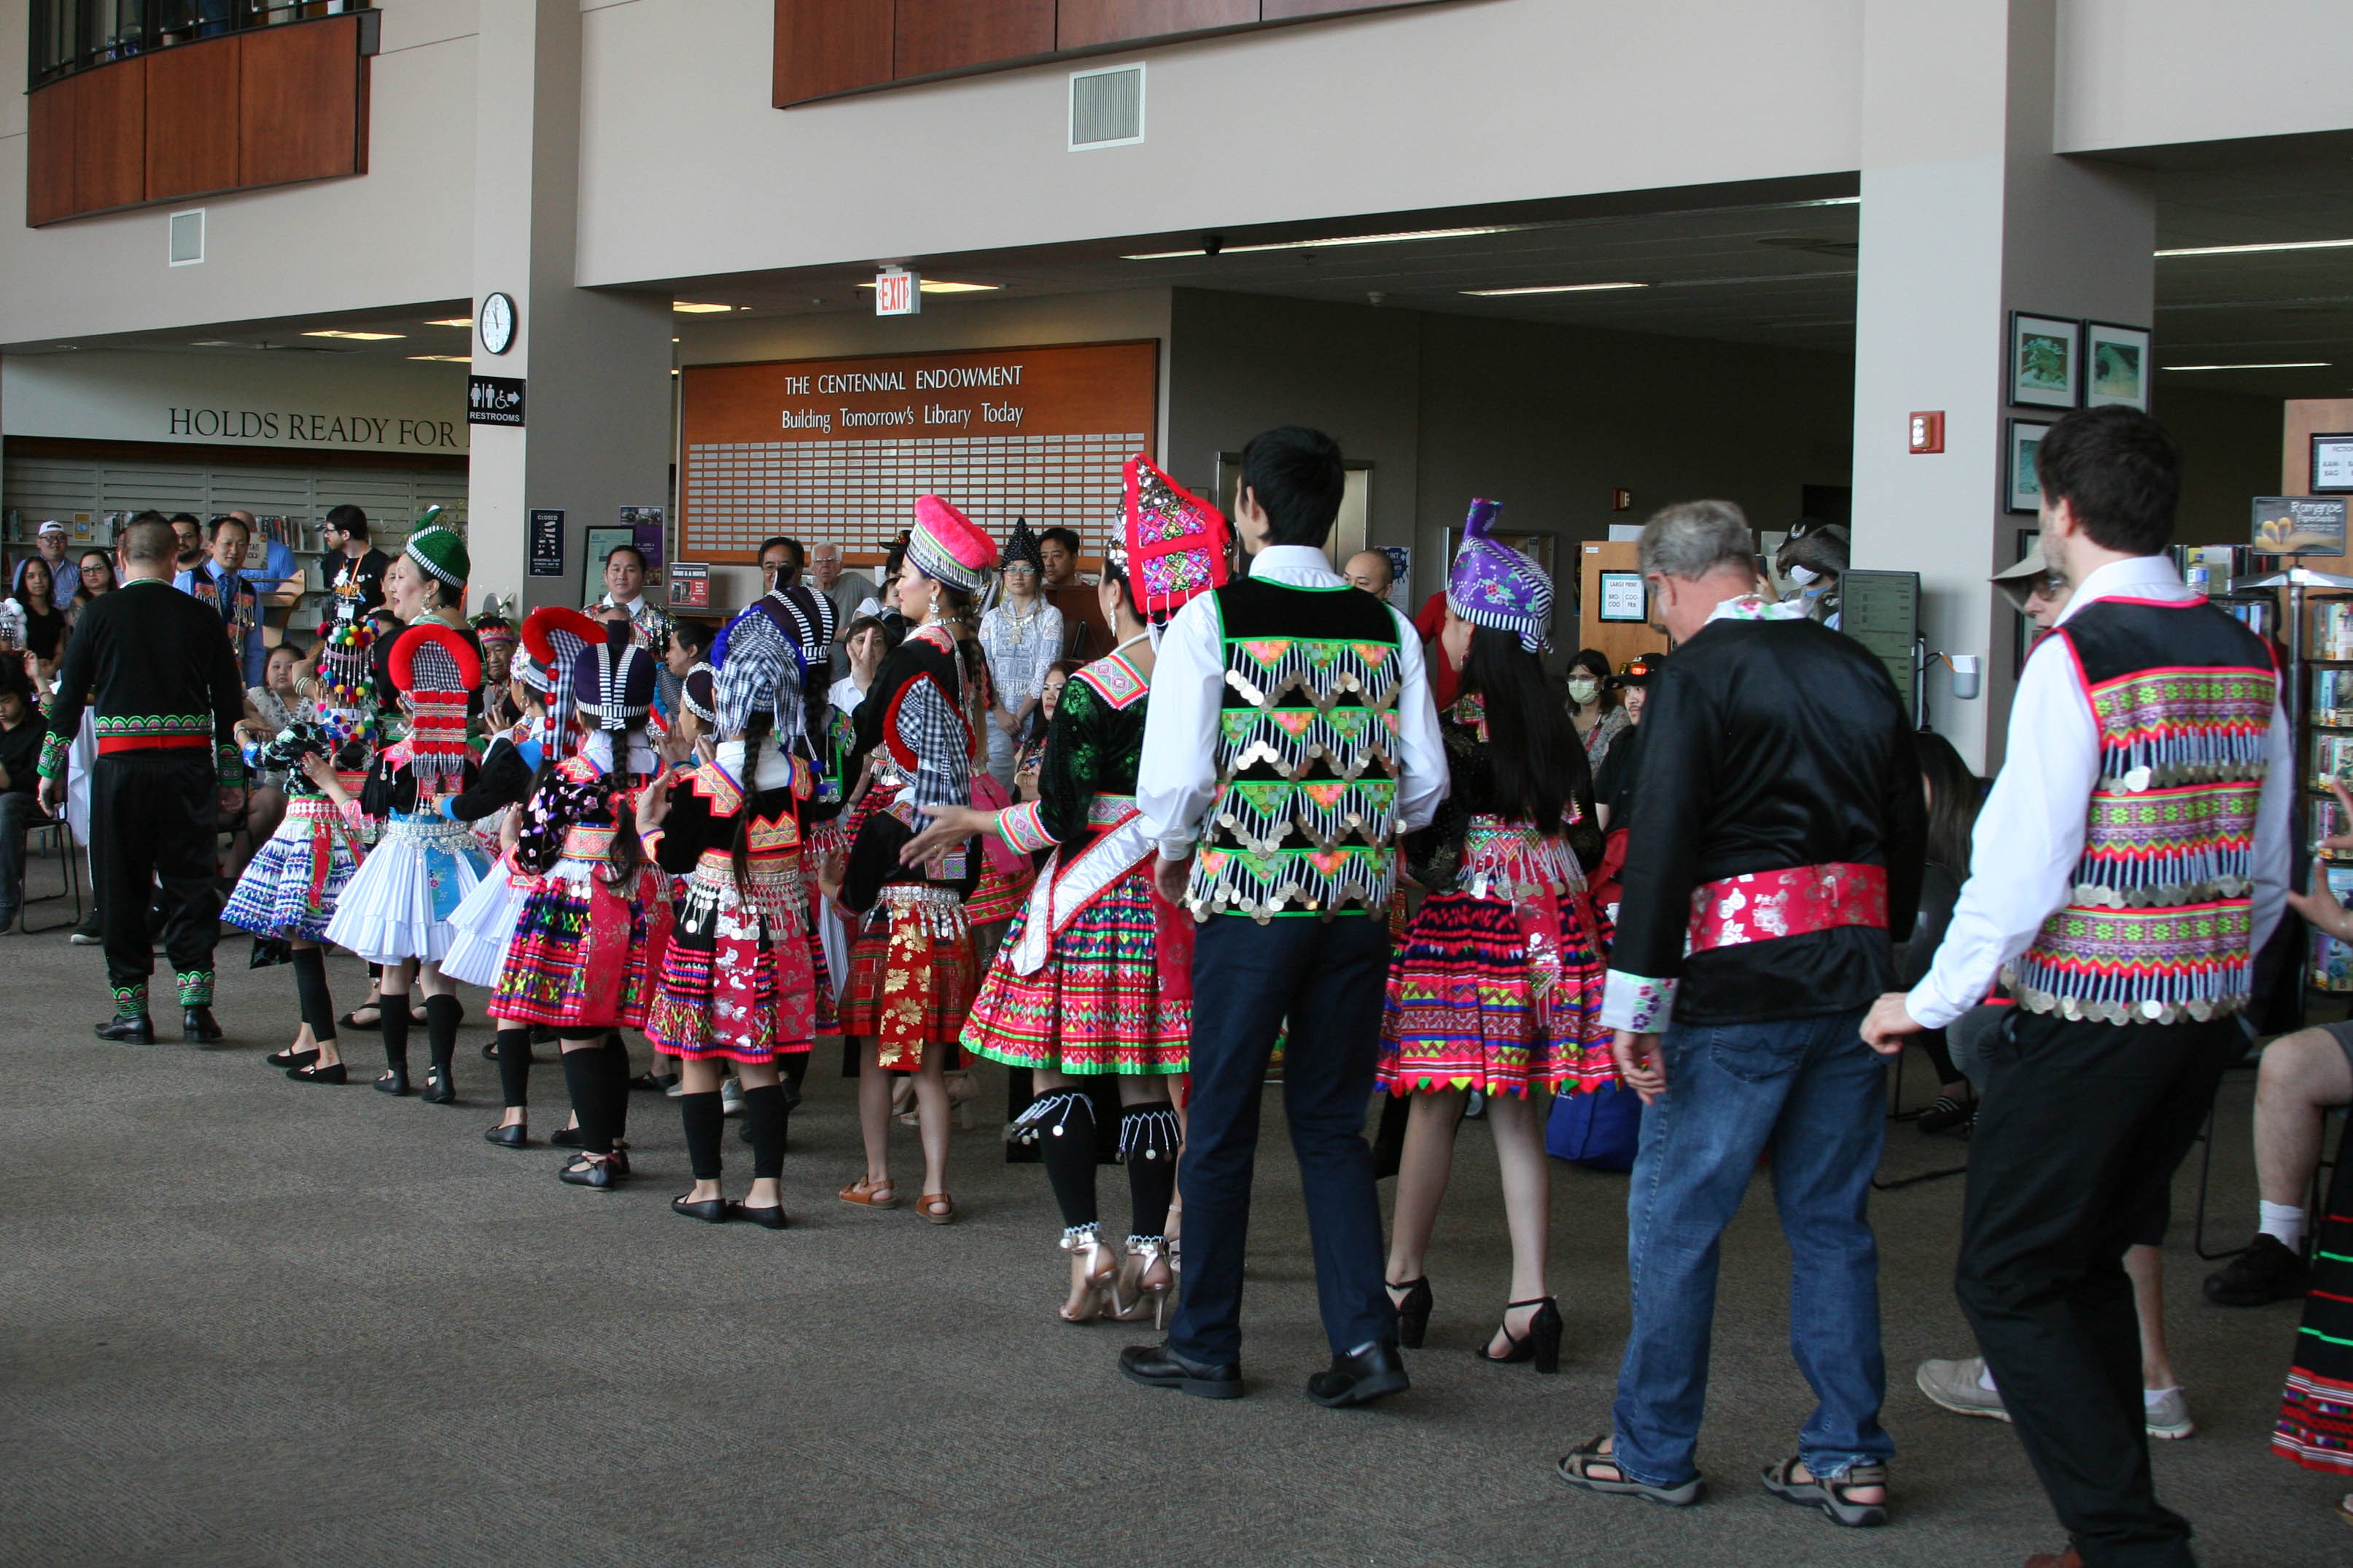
left=1446, top=498, right=1553, bottom=652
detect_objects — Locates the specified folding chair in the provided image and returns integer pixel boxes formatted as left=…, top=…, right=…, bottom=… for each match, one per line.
left=15, top=813, right=85, bottom=935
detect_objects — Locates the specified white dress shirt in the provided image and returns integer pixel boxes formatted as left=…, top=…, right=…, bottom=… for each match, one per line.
left=1907, top=553, right=2294, bottom=1029
left=1137, top=544, right=1450, bottom=860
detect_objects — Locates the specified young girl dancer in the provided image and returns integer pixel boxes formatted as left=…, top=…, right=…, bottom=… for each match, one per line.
left=489, top=622, right=673, bottom=1189
left=441, top=606, right=602, bottom=1145
left=828, top=496, right=995, bottom=1224
left=1379, top=501, right=1611, bottom=1373
left=909, top=457, right=1223, bottom=1322
left=639, top=609, right=821, bottom=1227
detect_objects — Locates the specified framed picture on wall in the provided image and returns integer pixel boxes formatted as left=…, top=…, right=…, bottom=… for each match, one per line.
left=2007, top=418, right=2053, bottom=513
left=2082, top=321, right=2152, bottom=410
left=2313, top=432, right=2353, bottom=495
left=2008, top=312, right=2081, bottom=408
left=583, top=524, right=638, bottom=605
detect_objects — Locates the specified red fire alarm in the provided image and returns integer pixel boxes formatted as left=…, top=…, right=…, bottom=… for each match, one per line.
left=1611, top=488, right=1633, bottom=512
left=1909, top=411, right=1945, bottom=453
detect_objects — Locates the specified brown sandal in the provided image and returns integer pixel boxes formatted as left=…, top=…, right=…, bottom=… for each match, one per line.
left=917, top=1191, right=956, bottom=1225
left=839, top=1176, right=898, bottom=1209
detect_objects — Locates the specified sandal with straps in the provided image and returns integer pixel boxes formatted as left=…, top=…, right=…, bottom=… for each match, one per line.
left=917, top=1190, right=956, bottom=1225
left=839, top=1176, right=898, bottom=1209
left=1759, top=1456, right=1889, bottom=1528
left=1554, top=1435, right=1701, bottom=1507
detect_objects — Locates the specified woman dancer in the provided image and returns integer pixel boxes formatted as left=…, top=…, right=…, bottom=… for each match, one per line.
left=442, top=606, right=602, bottom=1145
left=1379, top=500, right=1611, bottom=1374
left=639, top=610, right=822, bottom=1227
left=909, top=456, right=1221, bottom=1320
left=489, top=622, right=673, bottom=1188
left=827, top=496, right=995, bottom=1223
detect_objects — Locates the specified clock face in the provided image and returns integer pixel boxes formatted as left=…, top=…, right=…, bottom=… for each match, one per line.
left=480, top=293, right=516, bottom=355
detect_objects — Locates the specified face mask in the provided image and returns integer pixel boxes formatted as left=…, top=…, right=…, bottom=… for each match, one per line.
left=1786, top=563, right=1821, bottom=586
left=1566, top=678, right=1601, bottom=704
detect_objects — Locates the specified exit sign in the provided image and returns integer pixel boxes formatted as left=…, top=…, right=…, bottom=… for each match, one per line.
left=874, top=270, right=921, bottom=317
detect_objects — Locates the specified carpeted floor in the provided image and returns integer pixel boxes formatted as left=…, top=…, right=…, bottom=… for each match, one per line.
left=0, top=853, right=2344, bottom=1567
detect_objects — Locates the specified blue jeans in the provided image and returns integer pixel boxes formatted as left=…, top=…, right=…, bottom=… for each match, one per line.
left=1611, top=1007, right=1891, bottom=1489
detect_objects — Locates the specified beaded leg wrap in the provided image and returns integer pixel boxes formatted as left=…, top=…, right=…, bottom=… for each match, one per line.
left=1019, top=1090, right=1099, bottom=1233
left=112, top=983, right=148, bottom=1021
left=1007, top=1088, right=1093, bottom=1145
left=1119, top=1101, right=1181, bottom=1241
left=175, top=970, right=214, bottom=1009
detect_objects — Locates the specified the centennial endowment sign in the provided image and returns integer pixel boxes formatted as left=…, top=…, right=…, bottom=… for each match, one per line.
left=678, top=340, right=1157, bottom=564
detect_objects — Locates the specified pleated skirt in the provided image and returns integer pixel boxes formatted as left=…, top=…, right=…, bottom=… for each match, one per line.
left=322, top=812, right=493, bottom=965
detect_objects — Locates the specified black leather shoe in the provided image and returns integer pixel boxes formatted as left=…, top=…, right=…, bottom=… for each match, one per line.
left=419, top=1065, right=456, bottom=1105
left=738, top=1204, right=788, bottom=1230
left=267, top=1046, right=319, bottom=1070
left=287, top=1060, right=348, bottom=1085
left=672, top=1194, right=732, bottom=1223
left=483, top=1123, right=531, bottom=1148
left=182, top=1007, right=223, bottom=1044
left=1307, top=1341, right=1410, bottom=1408
left=550, top=1124, right=585, bottom=1148
left=560, top=1154, right=628, bottom=1190
left=2204, top=1233, right=2310, bottom=1306
left=1119, top=1343, right=1243, bottom=1400
left=373, top=1067, right=412, bottom=1096
left=95, top=1015, right=155, bottom=1044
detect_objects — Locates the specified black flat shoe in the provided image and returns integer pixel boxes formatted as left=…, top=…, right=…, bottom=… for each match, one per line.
left=481, top=1040, right=538, bottom=1064
left=182, top=1007, right=223, bottom=1044
left=672, top=1194, right=732, bottom=1223
left=340, top=1007, right=381, bottom=1031
left=738, top=1204, right=788, bottom=1230
left=287, top=1060, right=348, bottom=1085
left=561, top=1154, right=628, bottom=1189
left=630, top=1071, right=680, bottom=1093
left=550, top=1124, right=585, bottom=1148
left=1475, top=1296, right=1563, bottom=1374
left=1307, top=1340, right=1409, bottom=1408
left=373, top=1068, right=411, bottom=1096
left=483, top=1123, right=531, bottom=1147
left=1119, top=1343, right=1243, bottom=1400
left=94, top=1015, right=155, bottom=1044
left=1388, top=1276, right=1432, bottom=1349
left=419, top=1065, right=456, bottom=1105
left=268, top=1047, right=319, bottom=1069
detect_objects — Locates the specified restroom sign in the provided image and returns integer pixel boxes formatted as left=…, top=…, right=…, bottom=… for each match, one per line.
left=874, top=269, right=919, bottom=317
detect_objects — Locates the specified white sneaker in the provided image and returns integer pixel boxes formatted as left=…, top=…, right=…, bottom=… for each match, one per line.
left=1916, top=1356, right=2010, bottom=1422
left=2144, top=1388, right=2195, bottom=1440
left=721, top=1078, right=744, bottom=1117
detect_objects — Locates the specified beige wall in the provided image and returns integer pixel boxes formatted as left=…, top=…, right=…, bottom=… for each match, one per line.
left=2057, top=0, right=2353, bottom=152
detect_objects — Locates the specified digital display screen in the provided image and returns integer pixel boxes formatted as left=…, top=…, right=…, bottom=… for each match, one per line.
left=1840, top=569, right=1919, bottom=719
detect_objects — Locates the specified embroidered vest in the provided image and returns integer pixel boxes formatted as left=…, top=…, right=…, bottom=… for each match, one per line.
left=2012, top=598, right=2276, bottom=1024
left=1187, top=577, right=1402, bottom=921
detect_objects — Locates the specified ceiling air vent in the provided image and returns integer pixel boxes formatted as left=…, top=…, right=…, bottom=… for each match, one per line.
left=1070, top=63, right=1144, bottom=151
left=168, top=209, right=205, bottom=267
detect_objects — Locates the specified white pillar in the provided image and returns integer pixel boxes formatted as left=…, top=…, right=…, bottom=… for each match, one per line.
left=467, top=0, right=672, bottom=615
left=1849, top=0, right=2154, bottom=770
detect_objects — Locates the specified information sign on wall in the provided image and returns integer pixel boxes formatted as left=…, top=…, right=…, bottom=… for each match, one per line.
left=679, top=340, right=1159, bottom=564
left=467, top=375, right=526, bottom=427
left=527, top=508, right=564, bottom=577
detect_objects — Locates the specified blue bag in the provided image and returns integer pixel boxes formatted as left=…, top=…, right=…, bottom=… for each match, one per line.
left=1545, top=1082, right=1644, bottom=1173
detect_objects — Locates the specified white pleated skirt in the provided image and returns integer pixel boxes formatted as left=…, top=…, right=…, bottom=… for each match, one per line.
left=440, top=851, right=534, bottom=989
left=324, top=811, right=494, bottom=965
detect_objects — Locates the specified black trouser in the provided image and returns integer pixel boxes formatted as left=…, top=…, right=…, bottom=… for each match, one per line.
left=92, top=750, right=220, bottom=1013
left=0, top=790, right=34, bottom=918
left=1167, top=912, right=1395, bottom=1366
left=1956, top=1009, right=2239, bottom=1568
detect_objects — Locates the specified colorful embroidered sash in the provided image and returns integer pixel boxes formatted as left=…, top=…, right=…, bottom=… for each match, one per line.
left=1686, top=862, right=1889, bottom=954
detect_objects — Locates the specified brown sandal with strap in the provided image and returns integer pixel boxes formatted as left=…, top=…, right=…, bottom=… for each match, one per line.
left=917, top=1190, right=956, bottom=1225
left=839, top=1176, right=898, bottom=1209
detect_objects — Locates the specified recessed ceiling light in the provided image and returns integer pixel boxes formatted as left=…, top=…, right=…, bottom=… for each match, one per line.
left=408, top=354, right=470, bottom=363
left=2157, top=238, right=2353, bottom=257
left=1461, top=281, right=1649, bottom=297
left=189, top=339, right=236, bottom=346
left=423, top=316, right=473, bottom=328
left=853, top=279, right=1000, bottom=295
left=2162, top=360, right=2332, bottom=370
left=303, top=329, right=405, bottom=340
left=672, top=301, right=734, bottom=313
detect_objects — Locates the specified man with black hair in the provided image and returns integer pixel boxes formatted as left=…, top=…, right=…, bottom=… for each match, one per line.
left=166, top=514, right=205, bottom=573
left=1867, top=405, right=2294, bottom=1568
left=1038, top=524, right=1108, bottom=660
left=323, top=505, right=391, bottom=611
left=39, top=515, right=246, bottom=1043
left=754, top=534, right=837, bottom=741
left=1123, top=426, right=1447, bottom=1407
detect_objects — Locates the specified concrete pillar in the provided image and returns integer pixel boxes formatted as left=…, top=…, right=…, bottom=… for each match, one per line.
left=1848, top=0, right=2154, bottom=770
left=467, top=0, right=673, bottom=615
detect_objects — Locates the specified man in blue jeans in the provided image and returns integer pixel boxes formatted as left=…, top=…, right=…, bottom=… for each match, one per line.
left=1554, top=500, right=1924, bottom=1524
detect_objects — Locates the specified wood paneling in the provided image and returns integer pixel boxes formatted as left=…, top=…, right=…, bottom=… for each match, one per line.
left=1577, top=541, right=1668, bottom=671
left=1057, top=0, right=1257, bottom=50
left=894, top=0, right=1056, bottom=79
left=239, top=12, right=365, bottom=190
left=25, top=79, right=78, bottom=228
left=1262, top=0, right=1426, bottom=17
left=145, top=35, right=243, bottom=202
left=73, top=57, right=147, bottom=216
left=776, top=0, right=895, bottom=107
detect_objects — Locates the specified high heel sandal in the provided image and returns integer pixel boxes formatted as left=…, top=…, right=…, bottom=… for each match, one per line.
left=1388, top=1276, right=1433, bottom=1349
left=1059, top=1228, right=1118, bottom=1324
left=1477, top=1295, right=1563, bottom=1374
left=1111, top=1237, right=1178, bottom=1330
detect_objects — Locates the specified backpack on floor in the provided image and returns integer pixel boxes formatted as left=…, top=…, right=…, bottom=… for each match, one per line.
left=1545, top=1081, right=1644, bottom=1173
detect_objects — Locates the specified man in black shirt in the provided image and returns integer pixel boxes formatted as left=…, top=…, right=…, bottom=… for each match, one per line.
left=322, top=504, right=391, bottom=611
left=0, top=659, right=48, bottom=931
left=39, top=517, right=246, bottom=1042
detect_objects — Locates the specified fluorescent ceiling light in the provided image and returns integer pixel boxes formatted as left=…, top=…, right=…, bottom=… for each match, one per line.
left=424, top=316, right=472, bottom=328
left=302, top=329, right=404, bottom=340
left=672, top=301, right=734, bottom=313
left=2157, top=238, right=2353, bottom=257
left=1123, top=223, right=1544, bottom=260
left=854, top=279, right=1000, bottom=294
left=2162, top=360, right=2331, bottom=370
left=408, top=354, right=470, bottom=362
left=189, top=339, right=235, bottom=346
left=1461, top=281, right=1649, bottom=297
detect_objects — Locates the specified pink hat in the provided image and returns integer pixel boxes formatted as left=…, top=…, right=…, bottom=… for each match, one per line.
left=908, top=495, right=995, bottom=595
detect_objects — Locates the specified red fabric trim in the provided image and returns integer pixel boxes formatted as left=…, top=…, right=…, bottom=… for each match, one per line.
left=1687, top=862, right=1889, bottom=954
left=98, top=734, right=209, bottom=754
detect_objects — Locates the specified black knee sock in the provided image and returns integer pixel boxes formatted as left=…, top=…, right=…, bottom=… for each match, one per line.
left=1119, top=1101, right=1182, bottom=1241
left=292, top=948, right=335, bottom=1039
left=601, top=1034, right=631, bottom=1140
left=494, top=1028, right=532, bottom=1109
left=424, top=994, right=461, bottom=1074
left=1019, top=1090, right=1099, bottom=1232
left=380, top=996, right=411, bottom=1074
left=560, top=1044, right=612, bottom=1154
left=743, top=1083, right=787, bottom=1179
left=680, top=1090, right=725, bottom=1181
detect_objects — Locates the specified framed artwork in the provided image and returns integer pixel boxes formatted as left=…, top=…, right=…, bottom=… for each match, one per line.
left=2082, top=321, right=2151, bottom=410
left=2008, top=312, right=2080, bottom=408
left=2007, top=419, right=2053, bottom=514
left=2312, top=432, right=2353, bottom=495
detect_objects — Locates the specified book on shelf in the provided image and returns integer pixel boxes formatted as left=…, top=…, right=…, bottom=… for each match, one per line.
left=2317, top=865, right=2353, bottom=991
